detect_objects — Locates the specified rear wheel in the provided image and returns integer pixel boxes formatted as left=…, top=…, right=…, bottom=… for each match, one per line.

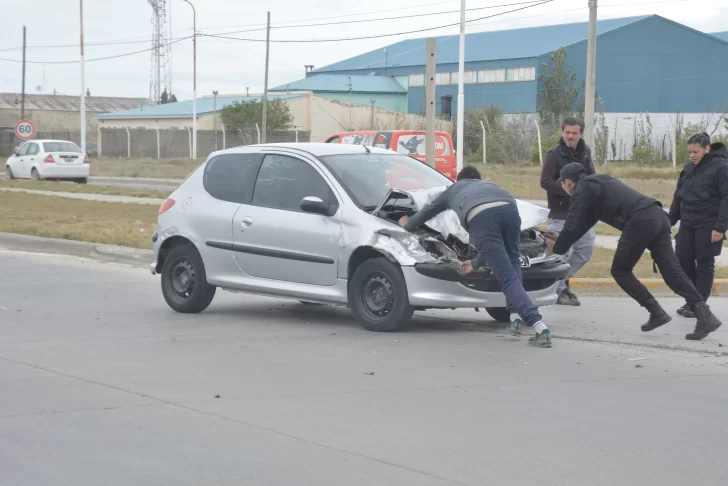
left=161, top=244, right=216, bottom=313
left=75, top=178, right=88, bottom=184
left=485, top=307, right=511, bottom=323
left=30, top=168, right=40, bottom=181
left=349, top=257, right=413, bottom=332
left=4, top=166, right=13, bottom=180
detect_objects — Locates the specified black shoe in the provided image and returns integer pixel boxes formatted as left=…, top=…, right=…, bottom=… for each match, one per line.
left=686, top=302, right=722, bottom=340
left=677, top=304, right=696, bottom=318
left=641, top=299, right=672, bottom=332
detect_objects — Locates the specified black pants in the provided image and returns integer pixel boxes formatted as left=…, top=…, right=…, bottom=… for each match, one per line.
left=675, top=224, right=722, bottom=302
left=611, top=205, right=704, bottom=309
left=469, top=204, right=543, bottom=327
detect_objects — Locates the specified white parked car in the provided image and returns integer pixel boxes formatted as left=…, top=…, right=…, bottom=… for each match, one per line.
left=5, top=139, right=90, bottom=183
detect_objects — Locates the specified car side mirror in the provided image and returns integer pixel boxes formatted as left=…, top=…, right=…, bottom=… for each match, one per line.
left=300, top=196, right=332, bottom=216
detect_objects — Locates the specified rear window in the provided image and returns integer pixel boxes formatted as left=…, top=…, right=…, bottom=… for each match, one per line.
left=43, top=142, right=82, bottom=153
left=203, top=153, right=263, bottom=204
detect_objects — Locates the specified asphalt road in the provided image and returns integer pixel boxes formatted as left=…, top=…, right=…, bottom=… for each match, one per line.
left=1, top=250, right=728, bottom=486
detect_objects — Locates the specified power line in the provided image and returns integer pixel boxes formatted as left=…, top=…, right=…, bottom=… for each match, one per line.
left=0, top=36, right=191, bottom=65
left=204, top=0, right=556, bottom=43
left=0, top=34, right=193, bottom=53
left=211, top=1, right=547, bottom=36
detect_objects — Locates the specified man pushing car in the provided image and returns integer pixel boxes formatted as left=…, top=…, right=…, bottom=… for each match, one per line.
left=399, top=166, right=553, bottom=348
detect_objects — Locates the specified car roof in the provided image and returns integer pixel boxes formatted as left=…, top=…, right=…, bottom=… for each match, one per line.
left=210, top=142, right=400, bottom=158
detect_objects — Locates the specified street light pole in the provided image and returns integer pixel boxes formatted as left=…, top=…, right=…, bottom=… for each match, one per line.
left=213, top=90, right=218, bottom=151
left=79, top=0, right=86, bottom=153
left=455, top=0, right=466, bottom=173
left=183, top=0, right=196, bottom=159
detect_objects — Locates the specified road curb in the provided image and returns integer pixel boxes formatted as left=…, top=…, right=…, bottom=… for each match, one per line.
left=569, top=277, right=728, bottom=296
left=0, top=233, right=152, bottom=269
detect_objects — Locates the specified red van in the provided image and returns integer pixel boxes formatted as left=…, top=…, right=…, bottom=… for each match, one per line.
left=324, top=130, right=457, bottom=181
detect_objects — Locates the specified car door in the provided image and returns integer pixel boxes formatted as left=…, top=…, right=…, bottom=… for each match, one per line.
left=8, top=143, right=29, bottom=177
left=232, top=153, right=342, bottom=287
left=24, top=142, right=40, bottom=176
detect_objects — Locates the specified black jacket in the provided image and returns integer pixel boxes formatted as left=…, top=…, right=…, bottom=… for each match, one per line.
left=540, top=138, right=596, bottom=220
left=668, top=143, right=728, bottom=233
left=553, top=174, right=660, bottom=255
left=404, top=179, right=515, bottom=232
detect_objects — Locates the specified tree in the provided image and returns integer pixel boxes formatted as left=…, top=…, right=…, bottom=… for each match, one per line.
left=537, top=47, right=583, bottom=124
left=170, top=93, right=178, bottom=103
left=593, top=97, right=610, bottom=166
left=160, top=89, right=169, bottom=104
left=219, top=98, right=293, bottom=131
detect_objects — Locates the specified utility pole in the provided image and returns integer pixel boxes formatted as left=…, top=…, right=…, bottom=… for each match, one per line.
left=21, top=26, right=26, bottom=120
left=384, top=48, right=388, bottom=76
left=370, top=100, right=375, bottom=129
left=79, top=1, right=86, bottom=153
left=348, top=77, right=352, bottom=129
left=183, top=0, right=196, bottom=158
left=584, top=0, right=598, bottom=150
left=261, top=11, right=271, bottom=144
left=425, top=38, right=436, bottom=169
left=455, top=0, right=466, bottom=173
left=213, top=90, right=218, bottom=151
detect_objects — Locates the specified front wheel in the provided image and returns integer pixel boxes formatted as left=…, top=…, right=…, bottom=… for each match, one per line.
left=349, top=257, right=414, bottom=332
left=161, top=244, right=216, bottom=313
left=485, top=307, right=511, bottom=323
left=75, top=178, right=88, bottom=184
left=5, top=166, right=13, bottom=180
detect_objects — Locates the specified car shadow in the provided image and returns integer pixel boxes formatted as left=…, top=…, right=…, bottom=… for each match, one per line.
left=189, top=298, right=506, bottom=335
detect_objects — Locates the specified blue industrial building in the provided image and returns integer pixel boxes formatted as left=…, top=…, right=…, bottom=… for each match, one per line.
left=297, top=15, right=728, bottom=116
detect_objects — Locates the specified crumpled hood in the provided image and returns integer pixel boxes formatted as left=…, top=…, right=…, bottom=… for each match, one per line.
left=406, top=186, right=550, bottom=244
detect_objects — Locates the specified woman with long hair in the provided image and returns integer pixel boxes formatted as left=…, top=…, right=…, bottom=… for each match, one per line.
left=669, top=132, right=728, bottom=319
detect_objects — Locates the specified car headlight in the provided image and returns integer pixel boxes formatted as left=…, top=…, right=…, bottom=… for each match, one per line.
left=387, top=231, right=429, bottom=257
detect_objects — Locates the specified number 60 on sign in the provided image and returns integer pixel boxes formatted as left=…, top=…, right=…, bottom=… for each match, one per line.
left=15, top=120, right=36, bottom=141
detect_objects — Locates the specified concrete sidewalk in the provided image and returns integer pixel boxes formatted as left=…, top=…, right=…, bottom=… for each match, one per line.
left=0, top=187, right=166, bottom=205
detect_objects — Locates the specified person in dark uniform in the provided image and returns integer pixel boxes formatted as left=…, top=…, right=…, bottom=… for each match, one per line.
left=400, top=166, right=553, bottom=348
left=669, top=132, right=728, bottom=318
left=546, top=162, right=722, bottom=341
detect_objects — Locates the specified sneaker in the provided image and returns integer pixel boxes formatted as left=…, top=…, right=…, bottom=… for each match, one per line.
left=506, top=319, right=524, bottom=336
left=528, top=330, right=553, bottom=348
left=556, top=289, right=581, bottom=306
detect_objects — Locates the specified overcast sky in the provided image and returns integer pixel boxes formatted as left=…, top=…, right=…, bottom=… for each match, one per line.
left=0, top=0, right=726, bottom=101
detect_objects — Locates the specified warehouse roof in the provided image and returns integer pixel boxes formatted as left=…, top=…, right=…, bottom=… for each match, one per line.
left=314, top=15, right=651, bottom=73
left=711, top=31, right=728, bottom=43
left=270, top=74, right=407, bottom=94
left=0, top=93, right=150, bottom=112
left=96, top=94, right=308, bottom=119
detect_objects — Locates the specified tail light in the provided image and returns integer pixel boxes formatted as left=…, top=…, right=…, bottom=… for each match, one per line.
left=84, top=154, right=89, bottom=164
left=159, top=199, right=175, bottom=215
left=44, top=154, right=55, bottom=163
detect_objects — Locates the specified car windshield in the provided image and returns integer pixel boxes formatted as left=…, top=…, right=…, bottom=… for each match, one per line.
left=319, top=153, right=452, bottom=209
left=43, top=142, right=82, bottom=153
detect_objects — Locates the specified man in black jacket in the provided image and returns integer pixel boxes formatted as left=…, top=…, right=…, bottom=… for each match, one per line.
left=669, top=134, right=728, bottom=318
left=540, top=117, right=596, bottom=307
left=400, top=166, right=553, bottom=348
left=546, top=162, right=722, bottom=341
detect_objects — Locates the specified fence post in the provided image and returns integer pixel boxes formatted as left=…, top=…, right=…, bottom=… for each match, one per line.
left=155, top=126, right=160, bottom=159
left=125, top=127, right=131, bottom=157
left=255, top=123, right=261, bottom=144
left=221, top=123, right=226, bottom=149
left=187, top=127, right=192, bottom=158
left=98, top=126, right=102, bottom=156
left=534, top=118, right=543, bottom=166
left=479, top=120, right=486, bottom=166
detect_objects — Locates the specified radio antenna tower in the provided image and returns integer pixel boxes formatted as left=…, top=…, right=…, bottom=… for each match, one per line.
left=148, top=0, right=172, bottom=103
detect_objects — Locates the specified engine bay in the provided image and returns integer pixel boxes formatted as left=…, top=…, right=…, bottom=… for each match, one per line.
left=372, top=190, right=548, bottom=265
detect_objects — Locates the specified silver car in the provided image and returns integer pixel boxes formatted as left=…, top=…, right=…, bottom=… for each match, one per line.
left=150, top=143, right=569, bottom=331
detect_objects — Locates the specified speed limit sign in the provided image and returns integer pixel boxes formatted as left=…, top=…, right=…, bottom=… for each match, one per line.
left=15, top=119, right=36, bottom=141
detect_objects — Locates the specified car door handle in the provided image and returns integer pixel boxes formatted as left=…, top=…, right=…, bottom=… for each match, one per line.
left=240, top=217, right=253, bottom=231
